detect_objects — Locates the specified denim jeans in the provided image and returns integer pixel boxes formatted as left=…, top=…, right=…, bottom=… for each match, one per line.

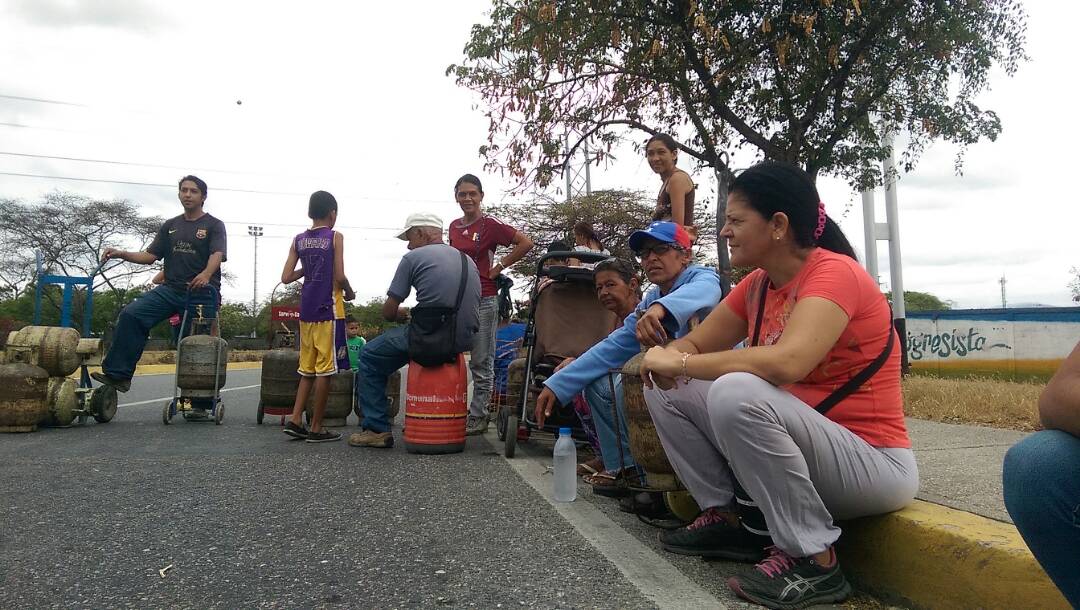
left=583, top=373, right=638, bottom=473
left=102, top=285, right=217, bottom=381
left=355, top=325, right=409, bottom=433
left=1003, top=429, right=1080, bottom=607
left=468, top=296, right=498, bottom=418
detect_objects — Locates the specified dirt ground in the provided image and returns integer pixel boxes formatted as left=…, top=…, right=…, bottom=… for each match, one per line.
left=903, top=373, right=1044, bottom=431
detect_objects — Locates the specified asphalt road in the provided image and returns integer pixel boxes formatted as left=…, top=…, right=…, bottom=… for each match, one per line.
left=0, top=369, right=865, bottom=609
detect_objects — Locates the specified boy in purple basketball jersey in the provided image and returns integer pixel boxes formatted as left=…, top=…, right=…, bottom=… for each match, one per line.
left=280, top=191, right=355, bottom=443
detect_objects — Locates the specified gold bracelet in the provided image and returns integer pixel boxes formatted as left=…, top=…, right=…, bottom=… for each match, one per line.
left=680, top=352, right=691, bottom=381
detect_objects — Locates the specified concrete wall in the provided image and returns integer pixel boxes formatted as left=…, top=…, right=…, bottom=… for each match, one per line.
left=906, top=308, right=1080, bottom=380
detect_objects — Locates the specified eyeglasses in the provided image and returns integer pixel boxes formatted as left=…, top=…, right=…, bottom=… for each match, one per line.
left=634, top=243, right=683, bottom=261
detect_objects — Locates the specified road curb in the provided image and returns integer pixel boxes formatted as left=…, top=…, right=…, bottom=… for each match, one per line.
left=836, top=499, right=1069, bottom=609
left=77, top=361, right=263, bottom=377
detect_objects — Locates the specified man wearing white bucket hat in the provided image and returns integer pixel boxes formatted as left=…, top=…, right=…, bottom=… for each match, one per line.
left=349, top=213, right=481, bottom=449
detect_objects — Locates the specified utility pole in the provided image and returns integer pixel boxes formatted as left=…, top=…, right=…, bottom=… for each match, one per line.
left=247, top=225, right=263, bottom=338
left=999, top=275, right=1007, bottom=309
left=564, top=134, right=592, bottom=203
left=860, top=132, right=909, bottom=374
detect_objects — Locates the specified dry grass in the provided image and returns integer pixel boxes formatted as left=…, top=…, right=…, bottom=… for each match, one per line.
left=138, top=350, right=268, bottom=365
left=902, top=373, right=1044, bottom=431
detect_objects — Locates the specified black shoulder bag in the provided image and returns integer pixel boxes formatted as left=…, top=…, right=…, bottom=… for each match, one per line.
left=407, top=251, right=470, bottom=367
left=749, top=276, right=895, bottom=416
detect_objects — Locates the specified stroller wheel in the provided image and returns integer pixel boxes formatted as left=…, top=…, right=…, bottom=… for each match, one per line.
left=215, top=402, right=224, bottom=425
left=496, top=406, right=508, bottom=441
left=162, top=402, right=172, bottom=425
left=256, top=402, right=264, bottom=424
left=503, top=415, right=518, bottom=458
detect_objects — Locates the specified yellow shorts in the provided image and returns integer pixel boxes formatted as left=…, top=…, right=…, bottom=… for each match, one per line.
left=298, top=320, right=340, bottom=377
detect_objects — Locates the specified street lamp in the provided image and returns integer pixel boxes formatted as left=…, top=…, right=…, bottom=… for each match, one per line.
left=247, top=225, right=263, bottom=338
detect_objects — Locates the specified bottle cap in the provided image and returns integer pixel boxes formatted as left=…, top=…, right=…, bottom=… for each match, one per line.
left=559, top=427, right=571, bottom=435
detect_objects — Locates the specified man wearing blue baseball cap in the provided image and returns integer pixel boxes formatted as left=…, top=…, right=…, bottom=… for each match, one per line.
left=535, top=221, right=722, bottom=497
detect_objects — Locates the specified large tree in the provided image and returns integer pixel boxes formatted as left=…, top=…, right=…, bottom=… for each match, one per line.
left=451, top=0, right=1026, bottom=187
left=0, top=192, right=163, bottom=291
left=0, top=192, right=164, bottom=331
left=450, top=0, right=1027, bottom=282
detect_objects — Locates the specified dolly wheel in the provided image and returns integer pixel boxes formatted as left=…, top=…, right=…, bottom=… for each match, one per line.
left=504, top=415, right=518, bottom=458
left=91, top=385, right=118, bottom=423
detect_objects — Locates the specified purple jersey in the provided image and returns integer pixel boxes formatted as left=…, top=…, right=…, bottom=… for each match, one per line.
left=295, top=227, right=336, bottom=322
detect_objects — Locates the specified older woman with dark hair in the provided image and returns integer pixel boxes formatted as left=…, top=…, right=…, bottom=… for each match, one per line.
left=639, top=161, right=917, bottom=609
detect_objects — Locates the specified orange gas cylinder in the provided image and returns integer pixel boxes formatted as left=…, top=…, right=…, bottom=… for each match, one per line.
left=404, top=355, right=467, bottom=454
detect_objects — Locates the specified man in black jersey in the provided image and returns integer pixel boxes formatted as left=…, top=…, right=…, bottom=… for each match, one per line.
left=92, top=175, right=227, bottom=392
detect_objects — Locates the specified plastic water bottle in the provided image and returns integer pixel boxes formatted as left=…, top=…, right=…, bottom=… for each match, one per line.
left=553, top=427, right=577, bottom=502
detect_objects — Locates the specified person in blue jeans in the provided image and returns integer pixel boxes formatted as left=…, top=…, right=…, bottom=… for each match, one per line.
left=547, top=258, right=641, bottom=476
left=1003, top=339, right=1080, bottom=607
left=349, top=212, right=480, bottom=449
left=92, top=175, right=226, bottom=393
left=535, top=222, right=722, bottom=497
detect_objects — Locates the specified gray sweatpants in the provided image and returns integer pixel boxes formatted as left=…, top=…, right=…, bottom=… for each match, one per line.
left=644, top=372, right=918, bottom=556
left=468, top=296, right=499, bottom=418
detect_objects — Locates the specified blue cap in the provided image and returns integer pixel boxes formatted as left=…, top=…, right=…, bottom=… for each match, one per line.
left=559, top=427, right=572, bottom=435
left=628, top=221, right=693, bottom=252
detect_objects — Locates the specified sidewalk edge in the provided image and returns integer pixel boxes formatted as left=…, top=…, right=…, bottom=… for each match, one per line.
left=836, top=499, right=1069, bottom=609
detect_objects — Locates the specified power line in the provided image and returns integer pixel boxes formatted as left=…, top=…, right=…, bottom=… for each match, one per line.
left=0, top=170, right=449, bottom=203
left=0, top=93, right=89, bottom=107
left=0, top=150, right=329, bottom=180
left=0, top=121, right=87, bottom=133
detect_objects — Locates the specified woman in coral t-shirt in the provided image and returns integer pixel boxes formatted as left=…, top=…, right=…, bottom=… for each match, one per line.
left=639, top=161, right=918, bottom=609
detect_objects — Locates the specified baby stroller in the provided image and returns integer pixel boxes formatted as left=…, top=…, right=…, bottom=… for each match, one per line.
left=498, top=251, right=617, bottom=457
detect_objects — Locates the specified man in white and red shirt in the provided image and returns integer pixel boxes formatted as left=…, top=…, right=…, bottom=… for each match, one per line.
left=449, top=174, right=534, bottom=435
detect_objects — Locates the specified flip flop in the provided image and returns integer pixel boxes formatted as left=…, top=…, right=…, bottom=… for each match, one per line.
left=577, top=457, right=603, bottom=477
left=584, top=470, right=632, bottom=497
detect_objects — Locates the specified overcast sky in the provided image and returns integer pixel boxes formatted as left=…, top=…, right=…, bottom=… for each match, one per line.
left=1, top=0, right=1076, bottom=310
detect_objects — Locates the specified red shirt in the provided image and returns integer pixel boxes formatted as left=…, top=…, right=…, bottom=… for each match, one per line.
left=726, top=248, right=909, bottom=448
left=449, top=215, right=518, bottom=297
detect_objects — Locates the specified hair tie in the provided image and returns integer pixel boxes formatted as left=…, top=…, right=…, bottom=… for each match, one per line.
left=813, top=201, right=827, bottom=241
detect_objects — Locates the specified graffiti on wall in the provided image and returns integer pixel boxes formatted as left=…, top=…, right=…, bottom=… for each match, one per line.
left=907, top=328, right=1012, bottom=361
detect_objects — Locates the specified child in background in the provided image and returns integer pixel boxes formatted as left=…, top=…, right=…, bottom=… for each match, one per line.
left=345, top=315, right=366, bottom=371
left=280, top=191, right=355, bottom=443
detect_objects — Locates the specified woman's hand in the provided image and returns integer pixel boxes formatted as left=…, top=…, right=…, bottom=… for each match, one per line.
left=640, top=345, right=681, bottom=390
left=636, top=303, right=670, bottom=347
left=535, top=387, right=558, bottom=427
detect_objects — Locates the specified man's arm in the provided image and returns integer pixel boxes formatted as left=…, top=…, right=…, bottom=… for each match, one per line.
left=1039, top=340, right=1080, bottom=437
left=381, top=296, right=408, bottom=322
left=189, top=252, right=224, bottom=290
left=333, top=232, right=355, bottom=301
left=101, top=248, right=159, bottom=265
left=489, top=230, right=534, bottom=279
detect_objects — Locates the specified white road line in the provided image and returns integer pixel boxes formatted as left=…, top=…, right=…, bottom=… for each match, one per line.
left=119, top=384, right=261, bottom=408
left=489, top=432, right=726, bottom=610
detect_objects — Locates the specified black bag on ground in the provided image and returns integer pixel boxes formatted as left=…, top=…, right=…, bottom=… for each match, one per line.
left=407, top=252, right=470, bottom=367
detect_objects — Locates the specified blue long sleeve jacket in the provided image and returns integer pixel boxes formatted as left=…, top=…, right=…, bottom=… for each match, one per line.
left=543, top=264, right=722, bottom=404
